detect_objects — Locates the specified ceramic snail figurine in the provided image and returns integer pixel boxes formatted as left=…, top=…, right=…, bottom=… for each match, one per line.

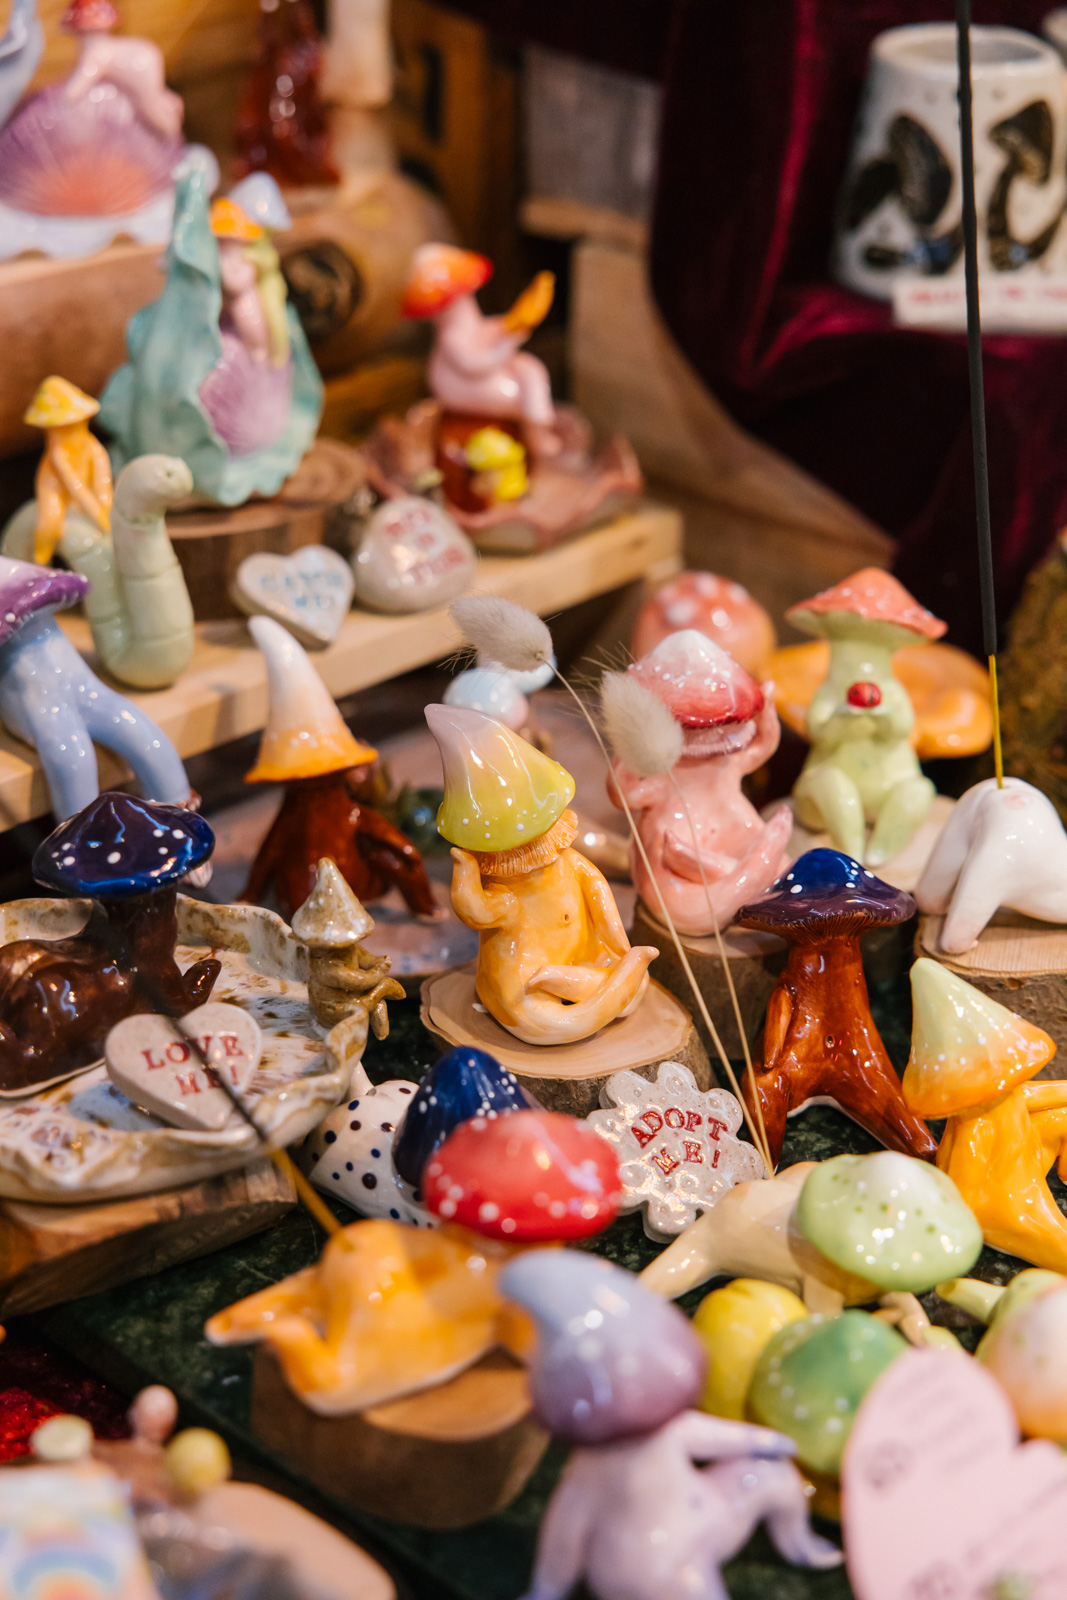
left=99, top=167, right=322, bottom=507
left=0, top=0, right=207, bottom=261
left=0, top=793, right=218, bottom=1092
left=425, top=703, right=657, bottom=1044
left=904, top=958, right=1067, bottom=1273
left=937, top=1269, right=1067, bottom=1441
left=915, top=776, right=1067, bottom=952
left=609, top=630, right=792, bottom=934
left=3, top=421, right=196, bottom=691
left=0, top=557, right=191, bottom=818
left=631, top=572, right=777, bottom=679
left=736, top=850, right=937, bottom=1165
left=788, top=569, right=945, bottom=866
left=502, top=1251, right=842, bottom=1600
left=234, top=0, right=339, bottom=189
left=241, top=617, right=438, bottom=921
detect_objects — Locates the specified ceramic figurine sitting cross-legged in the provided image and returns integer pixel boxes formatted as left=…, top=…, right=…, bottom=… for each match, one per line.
left=425, top=704, right=657, bottom=1045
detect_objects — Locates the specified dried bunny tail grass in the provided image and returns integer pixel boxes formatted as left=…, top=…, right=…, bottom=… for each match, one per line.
left=450, top=597, right=553, bottom=675
left=601, top=671, right=683, bottom=778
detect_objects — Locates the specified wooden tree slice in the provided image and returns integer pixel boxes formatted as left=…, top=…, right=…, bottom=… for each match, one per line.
left=0, top=1157, right=294, bottom=1317
left=251, top=1345, right=549, bottom=1530
left=420, top=967, right=710, bottom=1116
left=630, top=900, right=786, bottom=1062
left=166, top=440, right=365, bottom=621
left=916, top=911, right=1067, bottom=1070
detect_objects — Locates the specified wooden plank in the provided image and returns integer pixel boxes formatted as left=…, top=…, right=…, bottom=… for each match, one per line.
left=0, top=504, right=682, bottom=830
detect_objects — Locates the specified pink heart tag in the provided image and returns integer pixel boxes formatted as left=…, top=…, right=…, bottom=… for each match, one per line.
left=843, top=1346, right=1067, bottom=1600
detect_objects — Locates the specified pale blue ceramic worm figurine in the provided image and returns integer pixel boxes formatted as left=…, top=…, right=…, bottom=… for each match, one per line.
left=0, top=555, right=190, bottom=818
left=501, top=1251, right=842, bottom=1600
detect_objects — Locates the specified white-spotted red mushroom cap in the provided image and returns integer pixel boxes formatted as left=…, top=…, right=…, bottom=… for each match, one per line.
left=628, top=629, right=764, bottom=728
left=423, top=1109, right=621, bottom=1241
left=0, top=555, right=89, bottom=648
left=631, top=572, right=776, bottom=677
left=786, top=569, right=947, bottom=646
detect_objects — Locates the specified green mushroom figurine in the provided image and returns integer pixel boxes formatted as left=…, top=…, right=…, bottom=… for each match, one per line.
left=938, top=1269, right=1067, bottom=1442
left=788, top=569, right=946, bottom=866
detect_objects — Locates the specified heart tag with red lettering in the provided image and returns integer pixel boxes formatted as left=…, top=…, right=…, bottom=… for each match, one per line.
left=586, top=1060, right=766, bottom=1239
left=104, top=1003, right=263, bottom=1131
left=843, top=1346, right=1067, bottom=1600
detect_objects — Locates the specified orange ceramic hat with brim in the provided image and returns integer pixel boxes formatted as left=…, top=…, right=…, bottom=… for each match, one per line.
left=903, top=958, right=1054, bottom=1119
left=402, top=243, right=492, bottom=318
left=210, top=198, right=265, bottom=243
left=24, top=377, right=99, bottom=430
left=787, top=568, right=947, bottom=649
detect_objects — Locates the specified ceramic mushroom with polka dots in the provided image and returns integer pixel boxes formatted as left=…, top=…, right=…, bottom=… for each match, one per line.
left=0, top=795, right=401, bottom=1200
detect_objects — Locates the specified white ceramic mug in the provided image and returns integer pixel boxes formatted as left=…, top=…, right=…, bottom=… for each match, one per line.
left=833, top=24, right=1067, bottom=300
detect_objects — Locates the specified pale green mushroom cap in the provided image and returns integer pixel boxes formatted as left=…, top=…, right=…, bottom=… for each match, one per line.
left=797, top=1151, right=982, bottom=1294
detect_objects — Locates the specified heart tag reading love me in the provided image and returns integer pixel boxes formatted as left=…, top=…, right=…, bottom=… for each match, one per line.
left=105, top=1003, right=263, bottom=1131
left=231, top=546, right=354, bottom=648
left=350, top=496, right=476, bottom=614
left=843, top=1346, right=1067, bottom=1600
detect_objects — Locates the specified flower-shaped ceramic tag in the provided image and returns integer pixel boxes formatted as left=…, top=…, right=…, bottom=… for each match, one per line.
left=586, top=1061, right=765, bottom=1239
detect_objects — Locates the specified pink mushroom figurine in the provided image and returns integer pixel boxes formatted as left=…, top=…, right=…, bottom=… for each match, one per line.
left=500, top=1250, right=842, bottom=1600
left=610, top=630, right=792, bottom=934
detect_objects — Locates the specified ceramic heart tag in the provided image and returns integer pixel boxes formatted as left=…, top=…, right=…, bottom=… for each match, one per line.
left=231, top=546, right=354, bottom=647
left=105, top=1003, right=262, bottom=1131
left=351, top=495, right=476, bottom=614
left=843, top=1346, right=1067, bottom=1600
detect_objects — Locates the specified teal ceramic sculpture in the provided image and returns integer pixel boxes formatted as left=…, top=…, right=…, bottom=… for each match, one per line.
left=99, top=166, right=323, bottom=508
left=788, top=568, right=945, bottom=866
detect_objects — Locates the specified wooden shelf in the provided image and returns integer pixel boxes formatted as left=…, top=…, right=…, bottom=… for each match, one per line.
left=0, top=504, right=681, bottom=831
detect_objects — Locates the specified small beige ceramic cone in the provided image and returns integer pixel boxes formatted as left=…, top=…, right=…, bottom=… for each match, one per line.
left=246, top=616, right=376, bottom=783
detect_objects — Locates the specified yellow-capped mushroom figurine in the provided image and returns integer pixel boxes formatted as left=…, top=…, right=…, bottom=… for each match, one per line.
left=425, top=704, right=657, bottom=1044
left=23, top=377, right=112, bottom=566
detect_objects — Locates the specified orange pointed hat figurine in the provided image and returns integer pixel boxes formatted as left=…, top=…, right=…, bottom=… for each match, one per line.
left=246, top=615, right=375, bottom=783
left=402, top=244, right=493, bottom=319
left=904, top=957, right=1067, bottom=1273
left=425, top=703, right=657, bottom=1045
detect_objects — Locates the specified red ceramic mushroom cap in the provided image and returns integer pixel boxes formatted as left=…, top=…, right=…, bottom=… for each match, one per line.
left=402, top=244, right=493, bottom=318
left=631, top=572, right=777, bottom=677
left=423, top=1109, right=622, bottom=1241
left=61, top=0, right=118, bottom=30
left=628, top=629, right=764, bottom=728
left=786, top=569, right=947, bottom=645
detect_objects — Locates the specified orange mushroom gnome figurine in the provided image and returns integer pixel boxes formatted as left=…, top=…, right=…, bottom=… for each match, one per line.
left=904, top=959, right=1067, bottom=1273
left=241, top=616, right=437, bottom=922
left=425, top=703, right=658, bottom=1045
left=23, top=377, right=112, bottom=565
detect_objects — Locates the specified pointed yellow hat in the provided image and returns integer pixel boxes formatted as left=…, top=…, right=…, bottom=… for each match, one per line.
left=24, top=377, right=99, bottom=429
left=903, top=957, right=1054, bottom=1118
left=425, top=703, right=574, bottom=852
left=246, top=616, right=376, bottom=784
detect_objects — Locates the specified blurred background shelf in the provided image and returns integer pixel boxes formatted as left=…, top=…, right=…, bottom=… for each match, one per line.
left=0, top=504, right=681, bottom=831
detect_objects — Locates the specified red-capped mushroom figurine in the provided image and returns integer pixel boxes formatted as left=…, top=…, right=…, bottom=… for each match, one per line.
left=610, top=630, right=792, bottom=934
left=631, top=573, right=777, bottom=680
left=736, top=849, right=937, bottom=1166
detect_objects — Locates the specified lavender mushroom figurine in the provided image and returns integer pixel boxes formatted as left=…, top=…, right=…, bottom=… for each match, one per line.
left=0, top=792, right=218, bottom=1092
left=501, top=1251, right=841, bottom=1600
left=0, top=555, right=191, bottom=818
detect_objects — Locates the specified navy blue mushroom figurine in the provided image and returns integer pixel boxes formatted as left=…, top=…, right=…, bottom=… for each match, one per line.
left=0, top=792, right=219, bottom=1091
left=736, top=848, right=936, bottom=1166
left=393, top=1045, right=539, bottom=1187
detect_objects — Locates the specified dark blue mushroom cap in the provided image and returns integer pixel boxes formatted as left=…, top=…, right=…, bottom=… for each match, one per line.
left=393, top=1044, right=540, bottom=1187
left=737, top=848, right=914, bottom=942
left=33, top=792, right=214, bottom=901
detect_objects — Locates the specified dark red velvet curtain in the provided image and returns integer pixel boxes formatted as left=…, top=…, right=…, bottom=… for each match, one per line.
left=442, top=0, right=1067, bottom=650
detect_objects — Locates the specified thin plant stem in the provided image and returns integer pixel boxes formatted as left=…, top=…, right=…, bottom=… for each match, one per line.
left=667, top=775, right=773, bottom=1173
left=552, top=669, right=773, bottom=1176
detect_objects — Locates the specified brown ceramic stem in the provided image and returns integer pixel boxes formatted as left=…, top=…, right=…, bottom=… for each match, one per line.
left=742, top=933, right=937, bottom=1165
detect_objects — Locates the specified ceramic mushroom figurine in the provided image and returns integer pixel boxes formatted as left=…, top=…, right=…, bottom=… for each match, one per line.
left=915, top=776, right=1067, bottom=952
left=0, top=792, right=218, bottom=1091
left=788, top=569, right=945, bottom=866
left=736, top=849, right=937, bottom=1165
left=425, top=703, right=657, bottom=1044
left=0, top=556, right=192, bottom=818
left=242, top=617, right=437, bottom=921
left=904, top=957, right=1067, bottom=1272
left=0, top=0, right=203, bottom=261
left=502, top=1250, right=841, bottom=1600
left=631, top=572, right=777, bottom=679
left=610, top=630, right=792, bottom=934
left=937, top=1269, right=1067, bottom=1441
left=99, top=166, right=322, bottom=508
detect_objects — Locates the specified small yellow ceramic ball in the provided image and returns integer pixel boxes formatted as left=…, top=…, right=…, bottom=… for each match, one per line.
left=692, top=1278, right=808, bottom=1419
left=164, top=1427, right=231, bottom=1496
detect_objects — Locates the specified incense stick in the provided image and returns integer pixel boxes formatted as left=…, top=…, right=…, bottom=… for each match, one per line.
left=955, top=0, right=1004, bottom=787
